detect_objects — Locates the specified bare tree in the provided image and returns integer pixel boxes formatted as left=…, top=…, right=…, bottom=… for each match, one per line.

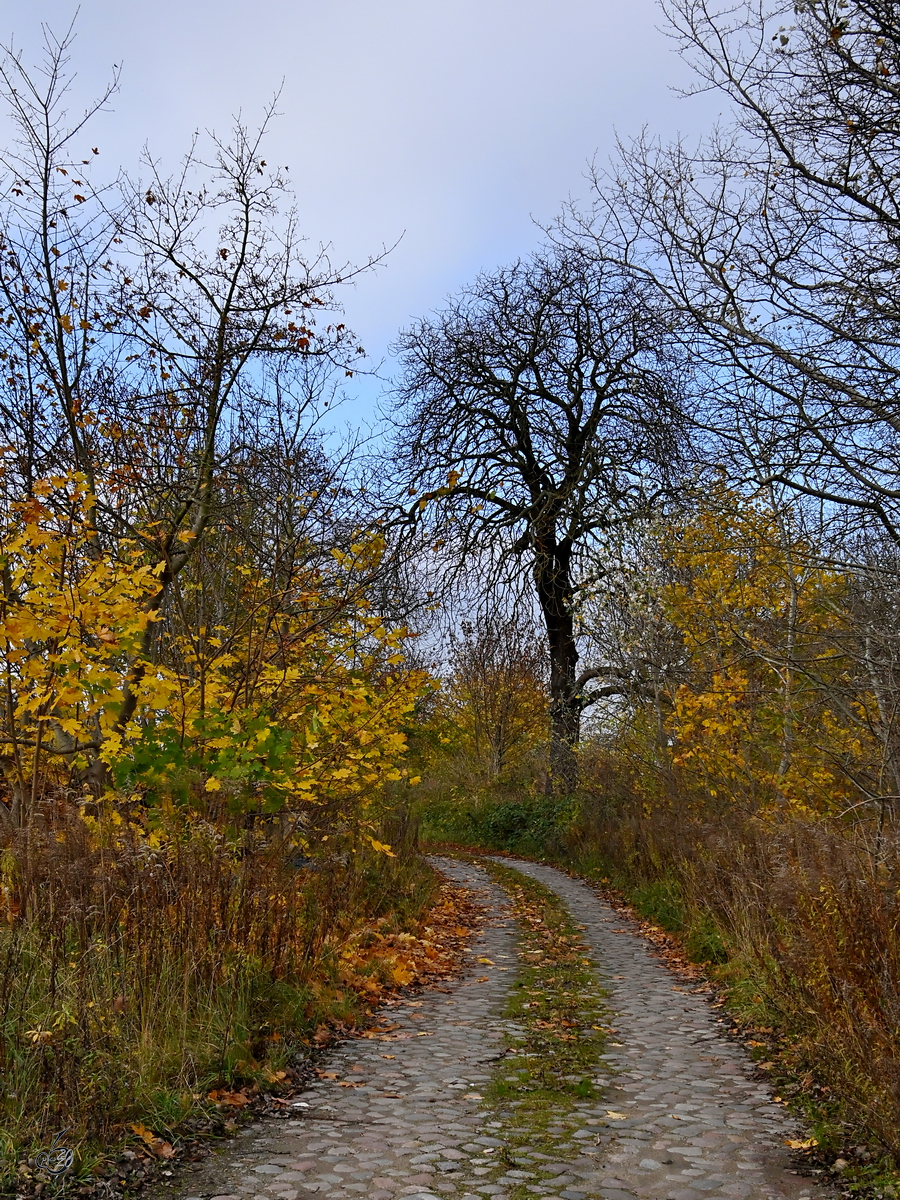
left=391, top=247, right=685, bottom=789
left=573, top=0, right=900, bottom=546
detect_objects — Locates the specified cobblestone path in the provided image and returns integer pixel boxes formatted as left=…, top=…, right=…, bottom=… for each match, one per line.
left=500, top=859, right=827, bottom=1200
left=168, top=857, right=829, bottom=1200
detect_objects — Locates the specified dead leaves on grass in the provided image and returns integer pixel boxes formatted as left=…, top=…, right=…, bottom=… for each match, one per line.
left=129, top=1123, right=176, bottom=1159
left=336, top=878, right=481, bottom=1015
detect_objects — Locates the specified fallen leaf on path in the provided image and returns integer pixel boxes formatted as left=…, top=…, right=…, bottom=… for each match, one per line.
left=605, top=1110, right=628, bottom=1120
left=130, top=1123, right=176, bottom=1158
left=785, top=1138, right=818, bottom=1149
left=207, top=1089, right=251, bottom=1107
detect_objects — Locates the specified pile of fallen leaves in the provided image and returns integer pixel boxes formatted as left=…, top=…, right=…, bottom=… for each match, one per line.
left=337, top=878, right=482, bottom=999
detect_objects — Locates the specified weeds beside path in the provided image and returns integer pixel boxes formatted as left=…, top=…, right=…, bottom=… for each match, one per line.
left=1, top=853, right=480, bottom=1200
left=128, top=855, right=833, bottom=1200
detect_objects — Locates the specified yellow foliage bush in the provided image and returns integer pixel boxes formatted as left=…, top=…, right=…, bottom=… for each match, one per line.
left=0, top=473, right=429, bottom=841
left=616, top=483, right=887, bottom=817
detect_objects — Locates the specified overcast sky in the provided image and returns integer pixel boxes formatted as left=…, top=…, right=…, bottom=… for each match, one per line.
left=2, top=0, right=719, bottom=431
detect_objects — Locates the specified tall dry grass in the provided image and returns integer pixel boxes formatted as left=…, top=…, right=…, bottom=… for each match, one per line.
left=573, top=798, right=900, bottom=1158
left=0, top=804, right=435, bottom=1166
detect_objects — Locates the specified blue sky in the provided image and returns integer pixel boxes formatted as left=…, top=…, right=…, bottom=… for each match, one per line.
left=2, top=0, right=718, bottom=434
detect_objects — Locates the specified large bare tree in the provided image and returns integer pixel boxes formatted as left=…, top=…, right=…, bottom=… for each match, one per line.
left=391, top=247, right=685, bottom=789
left=575, top=0, right=900, bottom=546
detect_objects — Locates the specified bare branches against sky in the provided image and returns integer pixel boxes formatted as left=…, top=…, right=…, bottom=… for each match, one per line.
left=1, top=0, right=717, bottom=423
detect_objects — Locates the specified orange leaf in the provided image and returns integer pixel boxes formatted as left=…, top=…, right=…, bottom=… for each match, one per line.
left=130, top=1123, right=156, bottom=1145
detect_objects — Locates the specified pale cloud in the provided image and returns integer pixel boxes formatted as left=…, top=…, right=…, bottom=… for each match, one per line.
left=1, top=0, right=718, bottom=423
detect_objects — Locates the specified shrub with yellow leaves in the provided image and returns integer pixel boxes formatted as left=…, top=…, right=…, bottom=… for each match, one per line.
left=658, top=484, right=878, bottom=815
left=0, top=472, right=430, bottom=848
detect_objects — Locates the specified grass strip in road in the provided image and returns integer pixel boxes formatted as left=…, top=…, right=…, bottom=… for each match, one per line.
left=477, top=858, right=613, bottom=1165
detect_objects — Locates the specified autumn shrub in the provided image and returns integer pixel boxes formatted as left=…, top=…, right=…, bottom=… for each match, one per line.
left=414, top=612, right=557, bottom=850
left=443, top=616, right=549, bottom=784
left=0, top=472, right=437, bottom=1174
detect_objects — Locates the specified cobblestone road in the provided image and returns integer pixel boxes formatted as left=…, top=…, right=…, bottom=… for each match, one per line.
left=499, top=859, right=826, bottom=1200
left=168, top=857, right=830, bottom=1200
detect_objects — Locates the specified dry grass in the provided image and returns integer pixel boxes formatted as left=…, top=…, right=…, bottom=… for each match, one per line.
left=0, top=804, right=437, bottom=1174
left=572, top=798, right=900, bottom=1160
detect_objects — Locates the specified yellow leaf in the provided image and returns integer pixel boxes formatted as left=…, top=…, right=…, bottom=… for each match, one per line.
left=368, top=838, right=396, bottom=857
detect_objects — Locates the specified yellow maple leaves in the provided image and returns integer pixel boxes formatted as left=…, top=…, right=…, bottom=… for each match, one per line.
left=0, top=472, right=430, bottom=835
left=0, top=475, right=162, bottom=816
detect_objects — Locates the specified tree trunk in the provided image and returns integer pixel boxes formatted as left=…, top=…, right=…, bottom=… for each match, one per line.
left=534, top=537, right=580, bottom=794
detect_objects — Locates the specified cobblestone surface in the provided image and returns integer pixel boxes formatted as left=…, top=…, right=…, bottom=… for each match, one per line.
left=165, top=857, right=830, bottom=1200
left=499, top=858, right=829, bottom=1200
left=170, top=858, right=521, bottom=1200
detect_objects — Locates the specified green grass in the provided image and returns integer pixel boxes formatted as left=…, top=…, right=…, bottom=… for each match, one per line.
left=419, top=792, right=575, bottom=857
left=470, top=858, right=612, bottom=1197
